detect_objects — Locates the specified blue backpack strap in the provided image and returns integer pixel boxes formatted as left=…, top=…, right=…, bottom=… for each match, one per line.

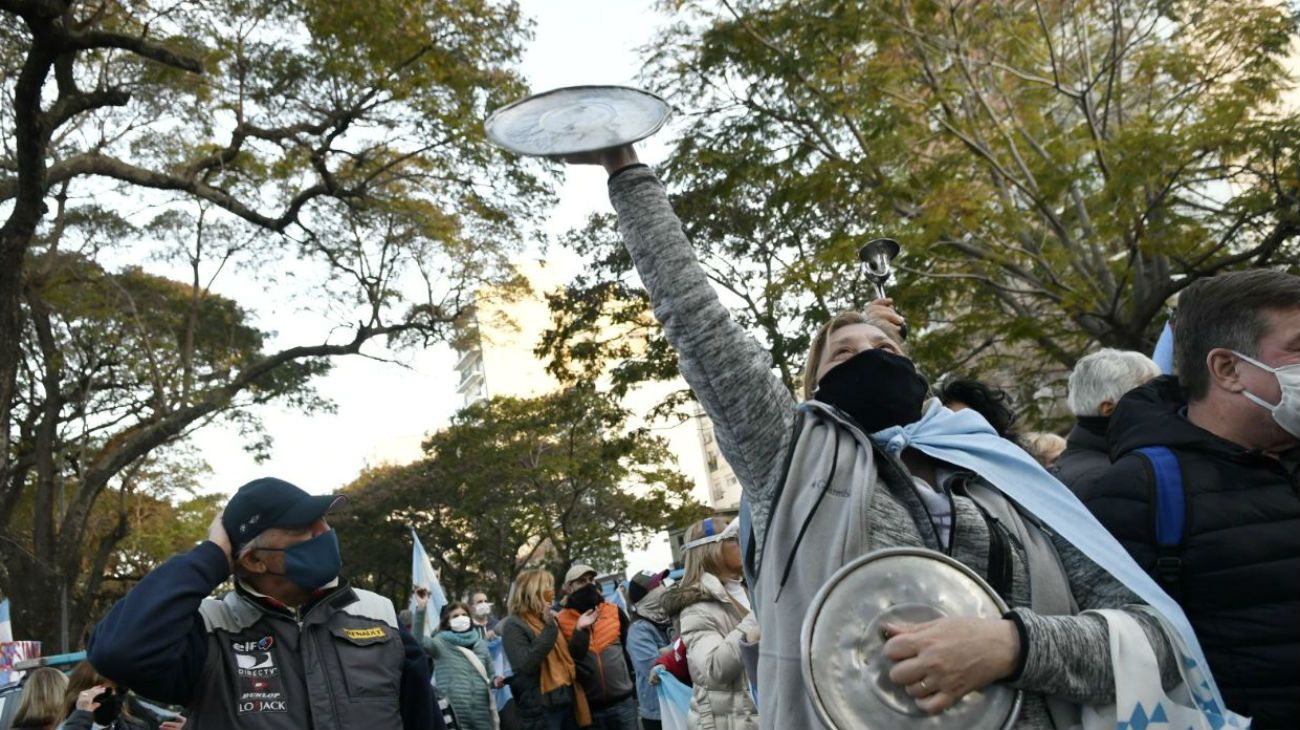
left=1135, top=446, right=1186, bottom=596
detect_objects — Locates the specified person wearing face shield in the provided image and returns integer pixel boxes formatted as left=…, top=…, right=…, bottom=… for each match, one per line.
left=660, top=518, right=760, bottom=730
left=546, top=145, right=1248, bottom=730
left=86, top=477, right=442, bottom=730
left=1081, top=269, right=1300, bottom=727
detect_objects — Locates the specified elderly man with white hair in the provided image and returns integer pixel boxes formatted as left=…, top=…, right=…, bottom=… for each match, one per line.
left=1051, top=348, right=1161, bottom=492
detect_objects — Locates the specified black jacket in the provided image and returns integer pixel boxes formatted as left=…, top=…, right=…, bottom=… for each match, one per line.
left=1079, top=376, right=1300, bottom=727
left=1050, top=416, right=1111, bottom=492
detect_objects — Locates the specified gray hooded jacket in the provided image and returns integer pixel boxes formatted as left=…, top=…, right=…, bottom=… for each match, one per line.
left=607, top=165, right=1177, bottom=730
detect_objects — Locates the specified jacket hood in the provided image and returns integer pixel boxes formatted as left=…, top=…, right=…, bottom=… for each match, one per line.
left=632, top=584, right=672, bottom=625
left=660, top=573, right=733, bottom=617
left=1107, top=376, right=1251, bottom=461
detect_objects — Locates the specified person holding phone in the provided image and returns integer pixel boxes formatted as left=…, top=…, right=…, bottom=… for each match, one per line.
left=553, top=565, right=638, bottom=730
left=500, top=570, right=590, bottom=730
left=60, top=661, right=186, bottom=730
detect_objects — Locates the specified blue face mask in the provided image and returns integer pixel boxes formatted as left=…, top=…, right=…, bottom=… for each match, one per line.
left=256, top=529, right=342, bottom=591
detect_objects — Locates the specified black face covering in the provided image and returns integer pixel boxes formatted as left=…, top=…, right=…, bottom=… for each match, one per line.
left=567, top=584, right=604, bottom=613
left=93, top=688, right=122, bottom=726
left=813, top=347, right=928, bottom=433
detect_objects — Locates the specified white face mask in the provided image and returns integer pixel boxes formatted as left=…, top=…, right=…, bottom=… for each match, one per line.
left=473, top=602, right=492, bottom=618
left=449, top=615, right=473, bottom=633
left=1232, top=350, right=1300, bottom=438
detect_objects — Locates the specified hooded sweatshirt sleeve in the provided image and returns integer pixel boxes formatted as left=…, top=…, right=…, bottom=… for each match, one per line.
left=607, top=166, right=796, bottom=514
left=1007, top=531, right=1180, bottom=703
left=87, top=540, right=228, bottom=705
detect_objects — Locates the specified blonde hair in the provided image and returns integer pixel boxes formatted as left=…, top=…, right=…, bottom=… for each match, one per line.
left=680, top=517, right=736, bottom=594
left=508, top=569, right=555, bottom=618
left=1023, top=431, right=1068, bottom=467
left=802, top=310, right=901, bottom=399
left=13, top=667, right=68, bottom=729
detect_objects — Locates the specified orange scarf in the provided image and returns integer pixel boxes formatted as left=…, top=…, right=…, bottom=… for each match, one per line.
left=555, top=602, right=621, bottom=653
left=522, top=612, right=591, bottom=726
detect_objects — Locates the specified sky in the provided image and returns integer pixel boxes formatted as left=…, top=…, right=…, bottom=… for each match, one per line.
left=195, top=0, right=670, bottom=498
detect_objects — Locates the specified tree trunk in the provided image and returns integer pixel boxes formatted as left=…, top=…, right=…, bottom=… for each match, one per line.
left=0, top=33, right=57, bottom=535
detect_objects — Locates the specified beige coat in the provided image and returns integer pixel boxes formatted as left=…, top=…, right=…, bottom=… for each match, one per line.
left=662, top=573, right=759, bottom=730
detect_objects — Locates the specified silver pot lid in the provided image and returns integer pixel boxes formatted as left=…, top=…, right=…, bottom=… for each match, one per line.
left=484, top=85, right=672, bottom=157
left=801, top=547, right=1022, bottom=730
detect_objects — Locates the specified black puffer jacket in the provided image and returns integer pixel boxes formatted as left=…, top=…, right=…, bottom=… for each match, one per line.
left=1050, top=416, right=1111, bottom=493
left=1079, top=376, right=1300, bottom=727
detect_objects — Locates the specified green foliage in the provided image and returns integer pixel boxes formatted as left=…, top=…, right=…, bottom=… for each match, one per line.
left=333, top=385, right=708, bottom=605
left=546, top=0, right=1300, bottom=428
left=1, top=0, right=548, bottom=644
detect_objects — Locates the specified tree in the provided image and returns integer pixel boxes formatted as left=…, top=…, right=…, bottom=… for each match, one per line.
left=1, top=0, right=548, bottom=643
left=545, top=0, right=1300, bottom=426
left=331, top=385, right=708, bottom=606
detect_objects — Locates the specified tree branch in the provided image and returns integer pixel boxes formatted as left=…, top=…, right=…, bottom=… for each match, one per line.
left=66, top=30, right=204, bottom=74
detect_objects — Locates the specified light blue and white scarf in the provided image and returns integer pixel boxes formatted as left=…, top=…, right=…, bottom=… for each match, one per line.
left=871, top=400, right=1245, bottom=725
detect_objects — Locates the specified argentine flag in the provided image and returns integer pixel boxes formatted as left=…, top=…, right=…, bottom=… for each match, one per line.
left=409, top=527, right=447, bottom=638
left=654, top=667, right=692, bottom=730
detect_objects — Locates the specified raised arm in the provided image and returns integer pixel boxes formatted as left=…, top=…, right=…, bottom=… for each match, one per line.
left=585, top=147, right=796, bottom=506
left=411, top=607, right=446, bottom=659
left=87, top=516, right=233, bottom=705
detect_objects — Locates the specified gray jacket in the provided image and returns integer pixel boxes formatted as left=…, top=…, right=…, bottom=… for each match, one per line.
left=662, top=574, right=759, bottom=730
left=607, top=165, right=1177, bottom=730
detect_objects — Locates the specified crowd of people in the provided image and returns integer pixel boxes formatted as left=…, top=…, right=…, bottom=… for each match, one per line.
left=13, top=145, right=1295, bottom=730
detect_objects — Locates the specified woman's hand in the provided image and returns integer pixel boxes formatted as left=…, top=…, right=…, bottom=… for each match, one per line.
left=552, top=144, right=639, bottom=175
left=159, top=715, right=187, bottom=730
left=865, top=298, right=906, bottom=340
left=413, top=588, right=429, bottom=609
left=883, top=617, right=1020, bottom=715
left=576, top=608, right=599, bottom=630
left=76, top=685, right=107, bottom=712
left=648, top=666, right=663, bottom=686
left=493, top=676, right=506, bottom=689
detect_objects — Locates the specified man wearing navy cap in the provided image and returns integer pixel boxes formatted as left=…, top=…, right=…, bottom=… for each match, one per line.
left=89, top=477, right=442, bottom=730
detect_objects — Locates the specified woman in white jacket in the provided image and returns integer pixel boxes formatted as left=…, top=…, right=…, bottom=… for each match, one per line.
left=662, top=516, right=759, bottom=730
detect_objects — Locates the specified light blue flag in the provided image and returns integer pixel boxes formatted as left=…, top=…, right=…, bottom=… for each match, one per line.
left=1152, top=318, right=1175, bottom=374
left=488, top=636, right=513, bottom=709
left=654, top=667, right=692, bottom=730
left=0, top=598, right=12, bottom=643
left=409, top=527, right=447, bottom=638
